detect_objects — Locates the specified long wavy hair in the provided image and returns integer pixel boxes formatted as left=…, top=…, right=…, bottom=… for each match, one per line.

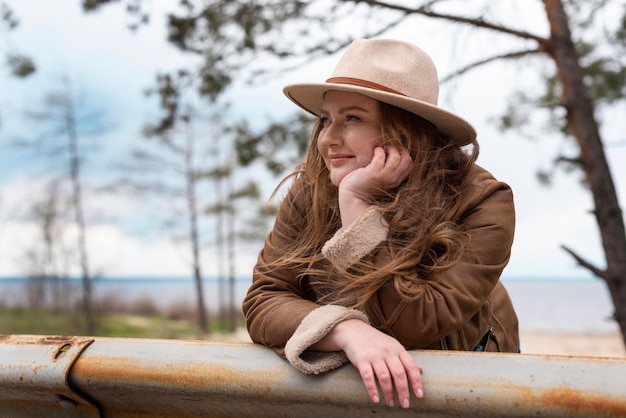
left=268, top=101, right=479, bottom=309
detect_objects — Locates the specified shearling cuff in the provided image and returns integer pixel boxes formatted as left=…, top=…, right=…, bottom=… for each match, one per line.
left=284, top=305, right=370, bottom=375
left=322, top=206, right=388, bottom=270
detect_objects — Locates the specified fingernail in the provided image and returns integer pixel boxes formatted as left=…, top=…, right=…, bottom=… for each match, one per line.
left=417, top=388, right=424, bottom=398
left=402, top=398, right=410, bottom=408
left=372, top=395, right=379, bottom=403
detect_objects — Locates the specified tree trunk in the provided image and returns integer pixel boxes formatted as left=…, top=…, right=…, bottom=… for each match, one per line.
left=544, top=0, right=626, bottom=344
left=64, top=78, right=94, bottom=335
left=216, top=177, right=226, bottom=330
left=186, top=130, right=209, bottom=336
left=227, top=157, right=236, bottom=333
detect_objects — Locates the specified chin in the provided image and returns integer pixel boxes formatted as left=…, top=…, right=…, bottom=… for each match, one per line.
left=329, top=177, right=342, bottom=187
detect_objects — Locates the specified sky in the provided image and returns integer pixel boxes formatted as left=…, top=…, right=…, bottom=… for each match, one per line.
left=0, top=0, right=624, bottom=281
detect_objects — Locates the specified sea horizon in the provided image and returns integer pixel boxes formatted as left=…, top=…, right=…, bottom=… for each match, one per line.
left=0, top=275, right=618, bottom=334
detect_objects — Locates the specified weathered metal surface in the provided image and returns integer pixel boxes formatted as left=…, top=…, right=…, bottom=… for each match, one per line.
left=1, top=335, right=625, bottom=417
left=69, top=337, right=626, bottom=418
left=0, top=334, right=99, bottom=417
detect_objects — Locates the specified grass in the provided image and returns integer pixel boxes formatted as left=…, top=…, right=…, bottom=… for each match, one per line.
left=0, top=306, right=240, bottom=340
left=0, top=283, right=245, bottom=339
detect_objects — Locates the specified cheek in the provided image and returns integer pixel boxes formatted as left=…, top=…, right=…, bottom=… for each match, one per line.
left=314, top=133, right=324, bottom=152
left=360, top=137, right=382, bottom=163
left=316, top=141, right=331, bottom=168
left=360, top=149, right=376, bottom=165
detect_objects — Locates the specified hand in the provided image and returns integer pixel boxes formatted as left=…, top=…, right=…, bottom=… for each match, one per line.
left=337, top=146, right=413, bottom=227
left=339, top=146, right=413, bottom=202
left=312, top=319, right=424, bottom=408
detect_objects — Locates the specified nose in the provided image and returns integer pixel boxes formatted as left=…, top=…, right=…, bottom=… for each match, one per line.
left=318, top=121, right=343, bottom=149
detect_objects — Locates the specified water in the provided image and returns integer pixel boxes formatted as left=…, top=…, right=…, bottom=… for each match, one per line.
left=0, top=276, right=252, bottom=314
left=0, top=276, right=619, bottom=334
left=503, top=278, right=618, bottom=333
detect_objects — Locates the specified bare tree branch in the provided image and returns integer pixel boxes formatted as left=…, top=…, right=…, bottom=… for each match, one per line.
left=251, top=9, right=412, bottom=83
left=440, top=48, right=545, bottom=82
left=354, top=0, right=551, bottom=46
left=561, top=244, right=606, bottom=279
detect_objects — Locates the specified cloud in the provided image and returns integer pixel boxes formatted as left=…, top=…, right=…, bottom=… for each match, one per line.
left=0, top=217, right=259, bottom=278
left=0, top=175, right=260, bottom=278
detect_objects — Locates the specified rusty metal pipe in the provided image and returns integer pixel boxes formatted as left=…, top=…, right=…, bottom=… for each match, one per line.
left=70, top=337, right=626, bottom=417
left=1, top=335, right=625, bottom=417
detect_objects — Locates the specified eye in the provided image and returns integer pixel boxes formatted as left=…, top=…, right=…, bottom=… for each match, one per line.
left=345, top=114, right=359, bottom=123
left=319, top=115, right=331, bottom=126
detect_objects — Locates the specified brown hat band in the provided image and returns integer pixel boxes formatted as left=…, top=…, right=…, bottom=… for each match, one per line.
left=326, top=77, right=406, bottom=97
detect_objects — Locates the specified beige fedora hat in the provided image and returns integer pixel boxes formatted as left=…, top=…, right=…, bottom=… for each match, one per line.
left=283, top=38, right=476, bottom=146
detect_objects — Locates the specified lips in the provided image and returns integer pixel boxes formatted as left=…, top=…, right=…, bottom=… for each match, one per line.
left=329, top=154, right=353, bottom=165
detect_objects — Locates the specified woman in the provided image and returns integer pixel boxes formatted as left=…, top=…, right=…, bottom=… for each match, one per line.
left=242, top=38, right=519, bottom=409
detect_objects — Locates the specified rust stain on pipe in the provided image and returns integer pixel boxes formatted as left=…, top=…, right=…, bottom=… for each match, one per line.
left=539, top=387, right=626, bottom=417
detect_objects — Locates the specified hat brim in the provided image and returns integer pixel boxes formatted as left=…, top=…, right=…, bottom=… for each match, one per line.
left=283, top=82, right=476, bottom=147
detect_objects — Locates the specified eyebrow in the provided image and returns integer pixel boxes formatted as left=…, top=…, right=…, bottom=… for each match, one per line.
left=320, top=105, right=370, bottom=115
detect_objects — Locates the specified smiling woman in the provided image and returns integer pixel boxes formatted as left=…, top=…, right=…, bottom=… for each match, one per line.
left=242, top=38, right=520, bottom=410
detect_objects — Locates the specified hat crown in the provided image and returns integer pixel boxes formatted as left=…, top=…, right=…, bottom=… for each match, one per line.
left=282, top=38, right=476, bottom=146
left=329, top=39, right=439, bottom=106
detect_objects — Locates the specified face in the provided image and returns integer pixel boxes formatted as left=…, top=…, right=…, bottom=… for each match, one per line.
left=317, top=91, right=383, bottom=187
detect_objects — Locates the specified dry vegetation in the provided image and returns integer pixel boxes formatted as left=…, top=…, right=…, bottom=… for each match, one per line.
left=0, top=286, right=244, bottom=339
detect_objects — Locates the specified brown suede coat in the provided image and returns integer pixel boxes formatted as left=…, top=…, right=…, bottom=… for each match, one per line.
left=242, top=164, right=519, bottom=374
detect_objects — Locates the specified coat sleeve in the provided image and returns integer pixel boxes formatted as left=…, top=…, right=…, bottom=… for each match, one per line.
left=242, top=183, right=319, bottom=353
left=242, top=182, right=368, bottom=373
left=321, top=206, right=389, bottom=270
left=366, top=169, right=516, bottom=349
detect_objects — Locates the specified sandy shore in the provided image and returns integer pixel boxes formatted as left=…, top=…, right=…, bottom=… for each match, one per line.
left=519, top=331, right=626, bottom=358
left=225, top=329, right=625, bottom=358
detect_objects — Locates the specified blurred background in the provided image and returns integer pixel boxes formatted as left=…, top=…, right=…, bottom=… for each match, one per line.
left=0, top=0, right=624, bottom=356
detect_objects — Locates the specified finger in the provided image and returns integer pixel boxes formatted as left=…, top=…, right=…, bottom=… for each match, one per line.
left=389, top=147, right=412, bottom=172
left=381, top=149, right=413, bottom=188
left=384, top=146, right=411, bottom=168
left=382, top=146, right=401, bottom=168
left=387, top=358, right=412, bottom=409
left=379, top=148, right=401, bottom=180
left=357, top=364, right=381, bottom=405
left=369, top=146, right=386, bottom=169
left=399, top=149, right=413, bottom=173
left=400, top=352, right=424, bottom=399
left=372, top=361, right=396, bottom=407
